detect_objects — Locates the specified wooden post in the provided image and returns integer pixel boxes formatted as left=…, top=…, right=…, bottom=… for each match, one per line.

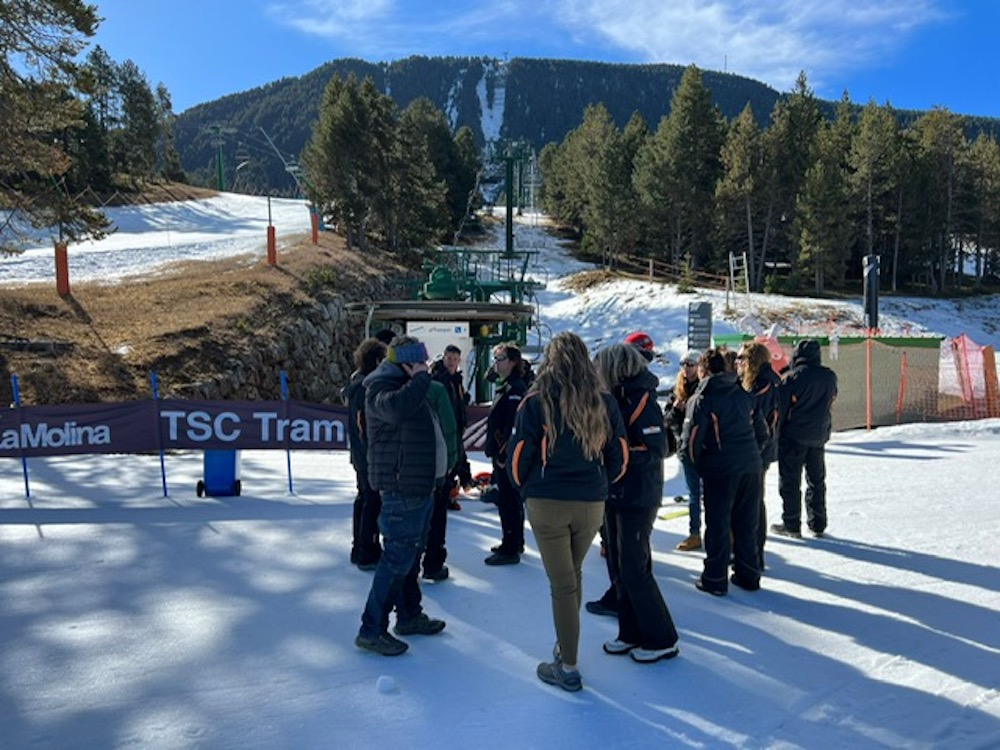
left=310, top=209, right=319, bottom=244
left=54, top=240, right=70, bottom=296
left=267, top=225, right=277, bottom=265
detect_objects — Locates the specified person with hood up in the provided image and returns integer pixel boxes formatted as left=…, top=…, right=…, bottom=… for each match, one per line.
left=355, top=335, right=448, bottom=656
left=772, top=339, right=838, bottom=538
left=593, top=343, right=679, bottom=663
left=681, top=348, right=769, bottom=596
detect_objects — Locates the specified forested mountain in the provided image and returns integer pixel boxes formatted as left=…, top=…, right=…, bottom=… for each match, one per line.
left=171, top=56, right=785, bottom=195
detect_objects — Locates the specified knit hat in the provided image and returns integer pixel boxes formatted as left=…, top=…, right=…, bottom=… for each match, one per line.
left=624, top=331, right=654, bottom=351
left=386, top=341, right=429, bottom=364
left=681, top=350, right=702, bottom=366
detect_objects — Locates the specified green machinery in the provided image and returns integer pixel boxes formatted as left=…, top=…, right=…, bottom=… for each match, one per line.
left=346, top=141, right=543, bottom=402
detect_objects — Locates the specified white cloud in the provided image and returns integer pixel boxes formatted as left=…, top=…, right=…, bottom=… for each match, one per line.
left=554, top=0, right=947, bottom=93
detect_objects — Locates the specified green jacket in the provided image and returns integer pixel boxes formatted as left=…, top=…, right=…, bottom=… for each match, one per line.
left=427, top=379, right=459, bottom=470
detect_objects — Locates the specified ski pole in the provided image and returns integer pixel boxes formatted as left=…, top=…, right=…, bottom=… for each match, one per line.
left=11, top=374, right=30, bottom=498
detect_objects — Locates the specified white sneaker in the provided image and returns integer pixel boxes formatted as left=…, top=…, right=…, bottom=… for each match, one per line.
left=630, top=644, right=679, bottom=663
left=602, top=639, right=637, bottom=655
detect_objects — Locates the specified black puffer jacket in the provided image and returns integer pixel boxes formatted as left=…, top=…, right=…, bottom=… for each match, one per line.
left=363, top=360, right=437, bottom=497
left=343, top=370, right=369, bottom=471
left=507, top=390, right=628, bottom=502
left=780, top=340, right=838, bottom=447
left=681, top=372, right=767, bottom=477
left=484, top=372, right=527, bottom=466
left=609, top=368, right=666, bottom=511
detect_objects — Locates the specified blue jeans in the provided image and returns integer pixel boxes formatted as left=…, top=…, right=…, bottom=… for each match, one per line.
left=359, top=491, right=434, bottom=638
left=680, top=453, right=702, bottom=535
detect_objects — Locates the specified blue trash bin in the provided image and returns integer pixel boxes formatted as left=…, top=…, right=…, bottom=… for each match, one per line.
left=197, top=450, right=241, bottom=497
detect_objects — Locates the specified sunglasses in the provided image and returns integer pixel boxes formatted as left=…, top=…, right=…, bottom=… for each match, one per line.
left=682, top=360, right=698, bottom=367
left=735, top=354, right=747, bottom=361
left=493, top=356, right=508, bottom=363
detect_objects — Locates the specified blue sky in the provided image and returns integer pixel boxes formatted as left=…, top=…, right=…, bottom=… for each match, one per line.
left=88, top=0, right=999, bottom=118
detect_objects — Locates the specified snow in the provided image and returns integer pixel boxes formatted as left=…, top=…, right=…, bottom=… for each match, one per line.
left=2, top=196, right=1000, bottom=749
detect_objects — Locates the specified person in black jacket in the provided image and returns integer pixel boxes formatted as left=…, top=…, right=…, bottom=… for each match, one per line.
left=681, top=348, right=768, bottom=595
left=430, top=344, right=473, bottom=508
left=507, top=332, right=628, bottom=692
left=773, top=339, right=838, bottom=538
left=666, top=351, right=704, bottom=551
left=355, top=335, right=447, bottom=656
left=483, top=342, right=529, bottom=565
left=737, top=341, right=781, bottom=569
left=344, top=337, right=387, bottom=570
left=593, top=343, right=679, bottom=663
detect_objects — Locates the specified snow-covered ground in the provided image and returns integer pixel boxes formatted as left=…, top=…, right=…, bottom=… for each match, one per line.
left=2, top=196, right=999, bottom=749
left=0, top=193, right=313, bottom=286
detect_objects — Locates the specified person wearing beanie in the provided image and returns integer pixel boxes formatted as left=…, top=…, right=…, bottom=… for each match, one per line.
left=355, top=335, right=447, bottom=656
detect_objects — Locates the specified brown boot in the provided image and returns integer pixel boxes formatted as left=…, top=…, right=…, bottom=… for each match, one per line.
left=676, top=534, right=702, bottom=551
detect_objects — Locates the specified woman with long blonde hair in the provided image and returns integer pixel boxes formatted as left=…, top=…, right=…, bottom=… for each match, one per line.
left=737, top=341, right=781, bottom=570
left=508, top=332, right=628, bottom=692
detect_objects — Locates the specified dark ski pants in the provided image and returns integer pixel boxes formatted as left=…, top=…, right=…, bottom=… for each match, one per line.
left=351, top=470, right=382, bottom=565
left=778, top=438, right=828, bottom=533
left=701, top=470, right=761, bottom=593
left=756, top=464, right=771, bottom=570
left=421, top=480, right=451, bottom=575
left=494, top=463, right=525, bottom=553
left=607, top=506, right=678, bottom=649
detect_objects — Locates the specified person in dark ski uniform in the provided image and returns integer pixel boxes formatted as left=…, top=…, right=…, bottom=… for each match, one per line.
left=483, top=342, right=529, bottom=565
left=355, top=335, right=447, bottom=656
left=667, top=351, right=704, bottom=551
left=681, top=348, right=768, bottom=596
left=507, top=332, right=628, bottom=692
left=344, top=337, right=387, bottom=570
left=593, top=343, right=679, bottom=663
left=773, top=339, right=838, bottom=538
left=587, top=331, right=656, bottom=618
left=737, top=341, right=781, bottom=569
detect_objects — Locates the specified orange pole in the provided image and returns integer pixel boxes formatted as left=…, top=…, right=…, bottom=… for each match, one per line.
left=267, top=225, right=277, bottom=265
left=310, top=210, right=319, bottom=244
left=54, top=241, right=70, bottom=296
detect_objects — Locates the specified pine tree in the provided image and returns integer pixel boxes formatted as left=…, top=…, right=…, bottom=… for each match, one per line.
left=633, top=65, right=724, bottom=268
left=1, top=0, right=110, bottom=255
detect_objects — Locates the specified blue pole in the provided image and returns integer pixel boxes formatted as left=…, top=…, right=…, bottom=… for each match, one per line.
left=280, top=370, right=294, bottom=494
left=150, top=371, right=169, bottom=497
left=10, top=374, right=30, bottom=498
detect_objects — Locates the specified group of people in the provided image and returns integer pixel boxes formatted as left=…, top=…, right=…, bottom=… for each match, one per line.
left=344, top=326, right=837, bottom=693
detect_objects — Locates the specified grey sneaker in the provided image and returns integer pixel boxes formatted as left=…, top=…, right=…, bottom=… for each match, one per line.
left=602, top=638, right=637, bottom=655
left=630, top=644, right=679, bottom=663
left=355, top=632, right=408, bottom=656
left=394, top=613, right=446, bottom=636
left=537, top=660, right=582, bottom=692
